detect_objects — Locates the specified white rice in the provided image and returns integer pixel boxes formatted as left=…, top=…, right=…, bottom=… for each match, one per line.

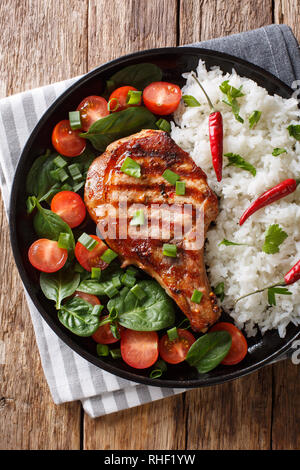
left=171, top=60, right=300, bottom=337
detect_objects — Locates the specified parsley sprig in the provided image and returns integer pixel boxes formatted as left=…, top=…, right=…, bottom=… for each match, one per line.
left=219, top=80, right=244, bottom=123
left=262, top=224, right=288, bottom=254
left=224, top=153, right=256, bottom=176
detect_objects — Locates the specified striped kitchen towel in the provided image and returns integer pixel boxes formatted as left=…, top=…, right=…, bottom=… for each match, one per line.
left=0, top=24, right=299, bottom=418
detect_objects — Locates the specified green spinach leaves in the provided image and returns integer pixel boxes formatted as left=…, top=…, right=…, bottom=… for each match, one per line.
left=105, top=63, right=162, bottom=96
left=186, top=331, right=232, bottom=373
left=40, top=270, right=80, bottom=309
left=58, top=296, right=102, bottom=337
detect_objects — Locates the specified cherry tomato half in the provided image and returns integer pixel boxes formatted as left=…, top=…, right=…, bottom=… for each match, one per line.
left=52, top=120, right=86, bottom=157
left=51, top=191, right=86, bottom=229
left=108, top=86, right=141, bottom=112
left=210, top=322, right=248, bottom=365
left=143, top=81, right=182, bottom=115
left=92, top=315, right=122, bottom=345
left=75, top=235, right=108, bottom=272
left=74, top=291, right=101, bottom=306
left=159, top=329, right=195, bottom=365
left=28, top=239, right=68, bottom=273
left=121, top=330, right=159, bottom=369
left=77, top=95, right=109, bottom=131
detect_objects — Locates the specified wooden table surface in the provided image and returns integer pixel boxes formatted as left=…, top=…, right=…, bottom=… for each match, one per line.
left=0, top=0, right=299, bottom=451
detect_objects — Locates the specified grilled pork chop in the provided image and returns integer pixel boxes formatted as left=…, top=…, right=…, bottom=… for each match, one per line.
left=85, top=129, right=220, bottom=332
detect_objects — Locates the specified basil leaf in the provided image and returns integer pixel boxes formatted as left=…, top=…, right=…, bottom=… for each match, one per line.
left=272, top=148, right=287, bottom=156
left=183, top=95, right=200, bottom=107
left=107, top=280, right=175, bottom=331
left=40, top=270, right=80, bottom=309
left=225, top=153, right=256, bottom=176
left=58, top=296, right=101, bottom=337
left=287, top=124, right=300, bottom=140
left=80, top=107, right=157, bottom=151
left=186, top=331, right=232, bottom=374
left=33, top=200, right=75, bottom=254
left=249, top=110, right=261, bottom=129
left=105, top=63, right=162, bottom=95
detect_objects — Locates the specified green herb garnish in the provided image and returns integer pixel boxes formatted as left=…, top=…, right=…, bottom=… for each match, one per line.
left=272, top=148, right=287, bottom=156
left=220, top=80, right=244, bottom=123
left=219, top=239, right=248, bottom=247
left=287, top=124, right=300, bottom=140
left=162, top=169, right=180, bottom=185
left=262, top=224, right=288, bottom=254
left=249, top=110, right=261, bottom=129
left=183, top=95, right=201, bottom=107
left=225, top=153, right=256, bottom=176
left=267, top=287, right=292, bottom=306
left=121, top=156, right=141, bottom=178
left=191, top=289, right=203, bottom=304
left=214, top=282, right=225, bottom=302
left=156, top=118, right=171, bottom=132
left=163, top=243, right=177, bottom=258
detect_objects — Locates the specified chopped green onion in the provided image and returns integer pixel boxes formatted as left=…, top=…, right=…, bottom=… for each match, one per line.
left=121, top=273, right=136, bottom=287
left=92, top=304, right=103, bottom=316
left=249, top=110, right=261, bottom=129
left=26, top=196, right=36, bottom=214
left=61, top=183, right=73, bottom=191
left=167, top=327, right=178, bottom=341
left=191, top=289, right=203, bottom=304
left=91, top=267, right=101, bottom=280
left=110, top=323, right=120, bottom=340
left=74, top=262, right=85, bottom=273
left=130, top=284, right=146, bottom=300
left=121, top=156, right=141, bottom=178
left=163, top=243, right=177, bottom=258
left=69, top=110, right=82, bottom=130
left=68, top=163, right=83, bottom=181
left=96, top=344, right=109, bottom=356
left=53, top=155, right=67, bottom=168
left=107, top=98, right=119, bottom=112
left=57, top=232, right=72, bottom=250
left=100, top=248, right=118, bottom=264
left=104, top=285, right=119, bottom=298
left=130, top=209, right=145, bottom=226
left=72, top=181, right=85, bottom=192
left=183, top=95, right=200, bottom=107
left=110, top=348, right=122, bottom=359
left=112, top=274, right=122, bottom=289
left=120, top=286, right=130, bottom=297
left=126, top=90, right=142, bottom=105
left=162, top=169, right=180, bottom=185
left=78, top=233, right=99, bottom=251
left=176, top=180, right=186, bottom=195
left=156, top=118, right=171, bottom=132
left=50, top=167, right=69, bottom=182
left=149, top=360, right=167, bottom=379
left=126, top=266, right=139, bottom=276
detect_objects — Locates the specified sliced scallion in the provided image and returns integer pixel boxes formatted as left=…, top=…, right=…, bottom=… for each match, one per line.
left=130, top=209, right=145, bottom=226
left=121, top=156, right=141, bottom=178
left=126, top=266, right=139, bottom=276
left=167, top=327, right=178, bottom=341
left=163, top=243, right=177, bottom=258
left=78, top=233, right=99, bottom=251
left=176, top=180, right=186, bottom=196
left=126, top=90, right=142, bottom=105
left=130, top=284, right=146, bottom=300
left=150, top=360, right=167, bottom=379
left=104, top=285, right=119, bottom=298
left=72, top=181, right=85, bottom=192
left=97, top=344, right=109, bottom=356
left=121, top=273, right=136, bottom=288
left=50, top=167, right=69, bottom=183
left=110, top=348, right=122, bottom=359
left=68, top=163, right=83, bottom=181
left=91, top=267, right=101, bottom=280
left=57, top=232, right=72, bottom=250
left=69, top=110, right=82, bottom=130
left=162, top=169, right=180, bottom=185
left=107, top=98, right=119, bottom=112
left=156, top=118, right=171, bottom=132
left=191, top=289, right=203, bottom=304
left=100, top=248, right=118, bottom=264
left=53, top=155, right=67, bottom=168
left=112, top=274, right=122, bottom=289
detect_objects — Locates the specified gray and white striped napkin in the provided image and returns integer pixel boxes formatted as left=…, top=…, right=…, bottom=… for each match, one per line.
left=1, top=25, right=299, bottom=418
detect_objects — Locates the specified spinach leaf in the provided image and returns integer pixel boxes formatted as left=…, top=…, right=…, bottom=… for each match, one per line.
left=186, top=331, right=232, bottom=373
left=77, top=264, right=123, bottom=296
left=107, top=280, right=175, bottom=331
left=105, top=63, right=162, bottom=96
left=58, top=296, right=101, bottom=336
left=33, top=199, right=75, bottom=254
left=26, top=150, right=58, bottom=200
left=40, top=270, right=80, bottom=309
left=80, top=107, right=157, bottom=151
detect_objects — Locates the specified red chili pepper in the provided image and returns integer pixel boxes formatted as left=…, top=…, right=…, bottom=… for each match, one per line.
left=240, top=178, right=300, bottom=225
left=192, top=73, right=223, bottom=182
left=284, top=260, right=300, bottom=285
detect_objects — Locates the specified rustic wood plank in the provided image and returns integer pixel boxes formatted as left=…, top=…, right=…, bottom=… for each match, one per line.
left=271, top=360, right=300, bottom=450
left=0, top=0, right=88, bottom=450
left=185, top=369, right=273, bottom=449
left=84, top=0, right=181, bottom=450
left=84, top=394, right=186, bottom=450
left=179, top=0, right=273, bottom=44
left=275, top=0, right=300, bottom=43
left=87, top=0, right=178, bottom=68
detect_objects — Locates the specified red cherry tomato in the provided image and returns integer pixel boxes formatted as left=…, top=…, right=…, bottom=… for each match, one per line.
left=108, top=86, right=141, bottom=112
left=52, top=120, right=86, bottom=157
left=75, top=235, right=109, bottom=272
left=159, top=329, right=195, bottom=364
left=74, top=291, right=100, bottom=306
left=143, top=81, right=182, bottom=115
left=50, top=191, right=86, bottom=228
left=121, top=330, right=159, bottom=369
left=92, top=315, right=122, bottom=345
left=28, top=239, right=68, bottom=273
left=77, top=95, right=109, bottom=131
left=210, top=322, right=248, bottom=365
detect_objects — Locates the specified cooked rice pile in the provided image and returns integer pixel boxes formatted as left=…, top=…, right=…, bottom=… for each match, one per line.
left=171, top=60, right=300, bottom=337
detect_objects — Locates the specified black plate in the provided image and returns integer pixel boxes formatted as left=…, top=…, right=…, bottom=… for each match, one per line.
left=9, top=47, right=300, bottom=388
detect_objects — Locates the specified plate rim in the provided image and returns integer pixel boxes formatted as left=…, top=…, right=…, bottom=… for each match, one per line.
left=8, top=45, right=300, bottom=388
